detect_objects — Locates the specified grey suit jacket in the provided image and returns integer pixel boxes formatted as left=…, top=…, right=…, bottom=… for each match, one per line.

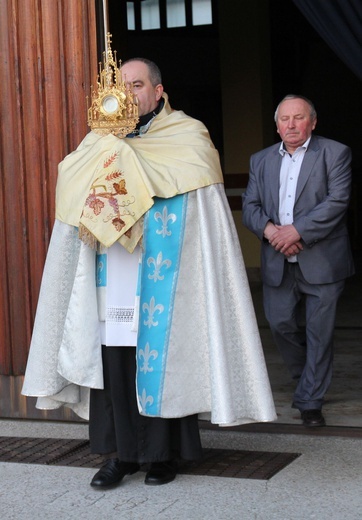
left=242, top=135, right=355, bottom=286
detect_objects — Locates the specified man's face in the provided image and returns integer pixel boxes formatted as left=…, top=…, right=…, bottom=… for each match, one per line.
left=276, top=98, right=317, bottom=153
left=121, top=61, right=163, bottom=116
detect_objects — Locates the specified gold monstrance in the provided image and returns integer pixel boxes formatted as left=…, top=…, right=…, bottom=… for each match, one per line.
left=87, top=33, right=139, bottom=138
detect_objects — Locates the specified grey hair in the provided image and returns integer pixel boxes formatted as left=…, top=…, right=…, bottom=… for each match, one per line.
left=121, top=57, right=162, bottom=87
left=274, top=94, right=317, bottom=122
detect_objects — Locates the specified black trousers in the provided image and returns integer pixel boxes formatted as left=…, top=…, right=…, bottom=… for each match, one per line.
left=89, top=346, right=203, bottom=464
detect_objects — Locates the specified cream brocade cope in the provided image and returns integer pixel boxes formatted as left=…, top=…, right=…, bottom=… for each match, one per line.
left=22, top=95, right=277, bottom=426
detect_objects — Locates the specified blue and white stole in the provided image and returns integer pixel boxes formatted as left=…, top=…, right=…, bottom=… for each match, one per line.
left=136, top=193, right=188, bottom=416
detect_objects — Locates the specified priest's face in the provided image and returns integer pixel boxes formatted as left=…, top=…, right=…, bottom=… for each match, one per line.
left=121, top=60, right=163, bottom=116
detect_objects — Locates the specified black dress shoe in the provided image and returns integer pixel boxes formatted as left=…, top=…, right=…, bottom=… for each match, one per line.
left=144, top=461, right=177, bottom=486
left=90, top=458, right=140, bottom=488
left=301, top=409, right=326, bottom=427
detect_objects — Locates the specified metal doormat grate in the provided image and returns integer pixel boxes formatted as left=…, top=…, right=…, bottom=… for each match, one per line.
left=178, top=448, right=300, bottom=480
left=0, top=437, right=300, bottom=480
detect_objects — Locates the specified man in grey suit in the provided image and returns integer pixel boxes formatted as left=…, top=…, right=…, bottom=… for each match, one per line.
left=242, top=94, right=355, bottom=427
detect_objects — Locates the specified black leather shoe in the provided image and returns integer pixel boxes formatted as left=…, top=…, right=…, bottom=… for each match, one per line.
left=144, top=461, right=177, bottom=486
left=301, top=409, right=326, bottom=427
left=90, top=458, right=140, bottom=488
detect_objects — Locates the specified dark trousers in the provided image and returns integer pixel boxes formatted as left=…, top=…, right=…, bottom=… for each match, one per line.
left=89, top=346, right=202, bottom=464
left=263, top=262, right=345, bottom=411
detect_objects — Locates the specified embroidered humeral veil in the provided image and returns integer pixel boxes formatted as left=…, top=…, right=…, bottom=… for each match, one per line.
left=22, top=95, right=276, bottom=426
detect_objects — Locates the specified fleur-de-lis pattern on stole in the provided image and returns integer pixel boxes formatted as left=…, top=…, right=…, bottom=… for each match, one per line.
left=137, top=194, right=187, bottom=416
